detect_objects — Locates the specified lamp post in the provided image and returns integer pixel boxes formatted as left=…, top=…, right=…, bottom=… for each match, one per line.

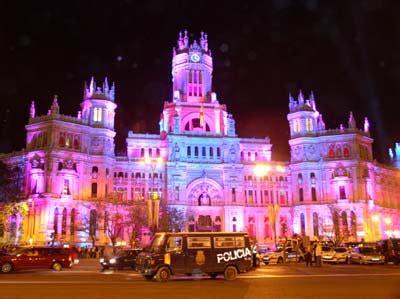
left=142, top=157, right=164, bottom=233
left=253, top=164, right=280, bottom=246
left=27, top=198, right=35, bottom=245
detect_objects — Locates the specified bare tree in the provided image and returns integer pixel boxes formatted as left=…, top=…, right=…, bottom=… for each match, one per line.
left=125, top=202, right=148, bottom=248
left=157, top=202, right=185, bottom=233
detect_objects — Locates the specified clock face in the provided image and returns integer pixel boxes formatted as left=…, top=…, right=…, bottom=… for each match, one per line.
left=190, top=53, right=200, bottom=63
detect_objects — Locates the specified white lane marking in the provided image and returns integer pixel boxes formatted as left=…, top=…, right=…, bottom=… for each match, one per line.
left=2, top=272, right=400, bottom=284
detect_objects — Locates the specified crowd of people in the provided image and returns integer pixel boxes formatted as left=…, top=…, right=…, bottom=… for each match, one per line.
left=304, top=241, right=322, bottom=267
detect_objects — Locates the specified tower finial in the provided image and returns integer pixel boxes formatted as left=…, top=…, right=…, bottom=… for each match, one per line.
left=364, top=117, right=370, bottom=133
left=348, top=111, right=357, bottom=129
left=389, top=148, right=394, bottom=160
left=178, top=31, right=184, bottom=50
left=30, top=101, right=36, bottom=118
left=89, top=76, right=95, bottom=95
left=318, top=114, right=326, bottom=130
left=183, top=29, right=189, bottom=48
left=298, top=90, right=304, bottom=104
left=309, top=91, right=316, bottom=110
left=51, top=95, right=60, bottom=115
left=103, top=77, right=109, bottom=92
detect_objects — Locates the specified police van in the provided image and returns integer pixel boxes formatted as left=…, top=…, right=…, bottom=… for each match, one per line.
left=136, top=232, right=253, bottom=282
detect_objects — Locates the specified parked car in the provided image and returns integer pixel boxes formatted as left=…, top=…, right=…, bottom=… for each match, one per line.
left=0, top=246, right=78, bottom=273
left=348, top=246, right=385, bottom=265
left=321, top=246, right=337, bottom=264
left=334, top=247, right=351, bottom=263
left=257, top=245, right=273, bottom=265
left=266, top=247, right=304, bottom=264
left=100, top=248, right=142, bottom=270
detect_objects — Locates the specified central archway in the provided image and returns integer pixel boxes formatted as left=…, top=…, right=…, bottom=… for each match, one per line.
left=186, top=178, right=223, bottom=206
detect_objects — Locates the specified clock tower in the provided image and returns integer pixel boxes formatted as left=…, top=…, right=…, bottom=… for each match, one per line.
left=171, top=30, right=213, bottom=103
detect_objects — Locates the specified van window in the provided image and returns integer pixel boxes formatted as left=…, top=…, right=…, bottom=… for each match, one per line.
left=187, top=237, right=211, bottom=249
left=166, top=236, right=183, bottom=252
left=235, top=237, right=245, bottom=247
left=214, top=236, right=235, bottom=248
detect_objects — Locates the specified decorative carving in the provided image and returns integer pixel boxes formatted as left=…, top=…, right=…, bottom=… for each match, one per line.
left=229, top=145, right=236, bottom=162
left=30, top=155, right=44, bottom=170
left=188, top=182, right=222, bottom=206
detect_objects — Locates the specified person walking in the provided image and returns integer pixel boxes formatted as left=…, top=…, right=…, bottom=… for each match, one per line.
left=315, top=242, right=322, bottom=267
left=305, top=245, right=312, bottom=267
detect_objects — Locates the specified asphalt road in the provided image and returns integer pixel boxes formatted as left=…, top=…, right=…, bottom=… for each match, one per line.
left=1, top=260, right=400, bottom=299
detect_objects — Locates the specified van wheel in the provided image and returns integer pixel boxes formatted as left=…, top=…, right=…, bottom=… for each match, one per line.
left=1, top=262, right=13, bottom=273
left=209, top=273, right=218, bottom=279
left=52, top=262, right=62, bottom=271
left=277, top=257, right=283, bottom=264
left=224, top=266, right=237, bottom=281
left=155, top=267, right=170, bottom=282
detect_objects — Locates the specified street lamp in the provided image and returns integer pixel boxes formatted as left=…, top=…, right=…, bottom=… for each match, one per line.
left=142, top=157, right=164, bottom=233
left=27, top=198, right=35, bottom=245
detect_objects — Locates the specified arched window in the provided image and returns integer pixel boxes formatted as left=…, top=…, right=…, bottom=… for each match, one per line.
left=210, top=147, right=214, bottom=158
left=92, top=166, right=98, bottom=173
left=255, top=152, right=258, bottom=161
left=185, top=122, right=190, bottom=131
left=53, top=208, right=59, bottom=239
left=306, top=118, right=313, bottom=131
left=299, top=188, right=304, bottom=202
left=205, top=123, right=210, bottom=132
left=343, top=146, right=350, bottom=157
left=73, top=137, right=80, bottom=149
left=336, top=147, right=342, bottom=157
left=298, top=173, right=303, bottom=185
left=59, top=134, right=65, bottom=147
left=310, top=172, right=316, bottom=184
left=70, top=209, right=75, bottom=237
left=311, top=187, right=317, bottom=201
left=328, top=145, right=335, bottom=158
left=339, top=186, right=346, bottom=199
left=240, top=151, right=244, bottom=160
left=342, top=211, right=349, bottom=238
left=89, top=210, right=97, bottom=239
left=135, top=172, right=141, bottom=178
left=187, top=146, right=191, bottom=157
left=300, top=213, right=306, bottom=236
left=194, top=146, right=199, bottom=157
left=91, top=183, right=98, bottom=198
left=140, top=148, right=145, bottom=157
left=62, top=208, right=67, bottom=236
left=313, top=212, right=319, bottom=237
left=350, top=211, right=357, bottom=237
left=156, top=148, right=160, bottom=157
left=148, top=148, right=152, bottom=157
left=217, top=147, right=221, bottom=157
left=202, top=147, right=206, bottom=157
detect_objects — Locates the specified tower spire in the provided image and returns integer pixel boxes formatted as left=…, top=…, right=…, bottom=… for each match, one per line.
left=348, top=111, right=357, bottom=129
left=51, top=95, right=60, bottom=115
left=30, top=101, right=36, bottom=118
left=364, top=117, right=370, bottom=133
left=298, top=90, right=304, bottom=104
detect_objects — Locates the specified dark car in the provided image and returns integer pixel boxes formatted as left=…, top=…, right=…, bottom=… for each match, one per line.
left=0, top=246, right=77, bottom=273
left=100, top=249, right=142, bottom=271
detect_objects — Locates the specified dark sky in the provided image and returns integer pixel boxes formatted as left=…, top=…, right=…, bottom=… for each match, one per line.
left=1, top=0, right=399, bottom=163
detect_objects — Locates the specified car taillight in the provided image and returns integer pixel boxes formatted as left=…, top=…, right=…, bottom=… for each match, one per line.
left=69, top=255, right=72, bottom=261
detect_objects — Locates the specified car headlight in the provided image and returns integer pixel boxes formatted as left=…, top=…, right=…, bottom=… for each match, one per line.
left=100, top=258, right=105, bottom=263
left=109, top=258, right=116, bottom=264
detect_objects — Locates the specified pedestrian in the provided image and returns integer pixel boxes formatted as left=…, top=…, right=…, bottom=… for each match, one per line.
left=305, top=245, right=312, bottom=267
left=315, top=242, right=322, bottom=267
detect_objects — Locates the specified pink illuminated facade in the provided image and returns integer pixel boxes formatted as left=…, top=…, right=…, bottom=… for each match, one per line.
left=1, top=31, right=400, bottom=246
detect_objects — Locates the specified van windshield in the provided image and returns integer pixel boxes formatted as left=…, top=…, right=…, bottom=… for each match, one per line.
left=147, top=234, right=165, bottom=253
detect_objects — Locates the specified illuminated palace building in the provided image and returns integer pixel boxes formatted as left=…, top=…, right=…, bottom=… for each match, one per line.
left=1, top=31, right=400, bottom=246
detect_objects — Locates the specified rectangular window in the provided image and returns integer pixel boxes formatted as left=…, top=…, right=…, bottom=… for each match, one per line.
left=187, top=237, right=211, bottom=249
left=311, top=187, right=317, bottom=201
left=248, top=190, right=253, bottom=205
left=264, top=190, right=269, bottom=204
left=175, top=186, right=179, bottom=201
left=93, top=107, right=102, bottom=122
left=235, top=236, right=245, bottom=247
left=299, top=188, right=304, bottom=202
left=91, top=183, right=97, bottom=198
left=232, top=188, right=236, bottom=202
left=339, top=186, right=346, bottom=199
left=214, top=236, right=235, bottom=248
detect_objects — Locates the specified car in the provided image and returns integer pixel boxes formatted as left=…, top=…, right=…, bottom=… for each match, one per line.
left=348, top=246, right=385, bottom=265
left=136, top=232, right=253, bottom=282
left=100, top=248, right=142, bottom=271
left=321, top=246, right=337, bottom=264
left=257, top=245, right=273, bottom=265
left=0, top=246, right=77, bottom=273
left=334, top=247, right=351, bottom=264
left=266, top=247, right=304, bottom=264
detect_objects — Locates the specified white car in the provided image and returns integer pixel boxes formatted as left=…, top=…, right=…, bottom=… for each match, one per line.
left=334, top=247, right=350, bottom=263
left=321, top=246, right=337, bottom=263
left=267, top=247, right=304, bottom=264
left=348, top=246, right=385, bottom=265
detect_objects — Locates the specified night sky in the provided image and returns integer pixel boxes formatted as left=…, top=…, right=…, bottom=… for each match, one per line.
left=1, top=0, right=399, bottom=163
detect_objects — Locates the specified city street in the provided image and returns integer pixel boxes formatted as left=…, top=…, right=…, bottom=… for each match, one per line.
left=1, top=260, right=400, bottom=299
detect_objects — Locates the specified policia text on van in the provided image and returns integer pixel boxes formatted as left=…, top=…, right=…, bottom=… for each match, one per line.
left=135, top=232, right=253, bottom=282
